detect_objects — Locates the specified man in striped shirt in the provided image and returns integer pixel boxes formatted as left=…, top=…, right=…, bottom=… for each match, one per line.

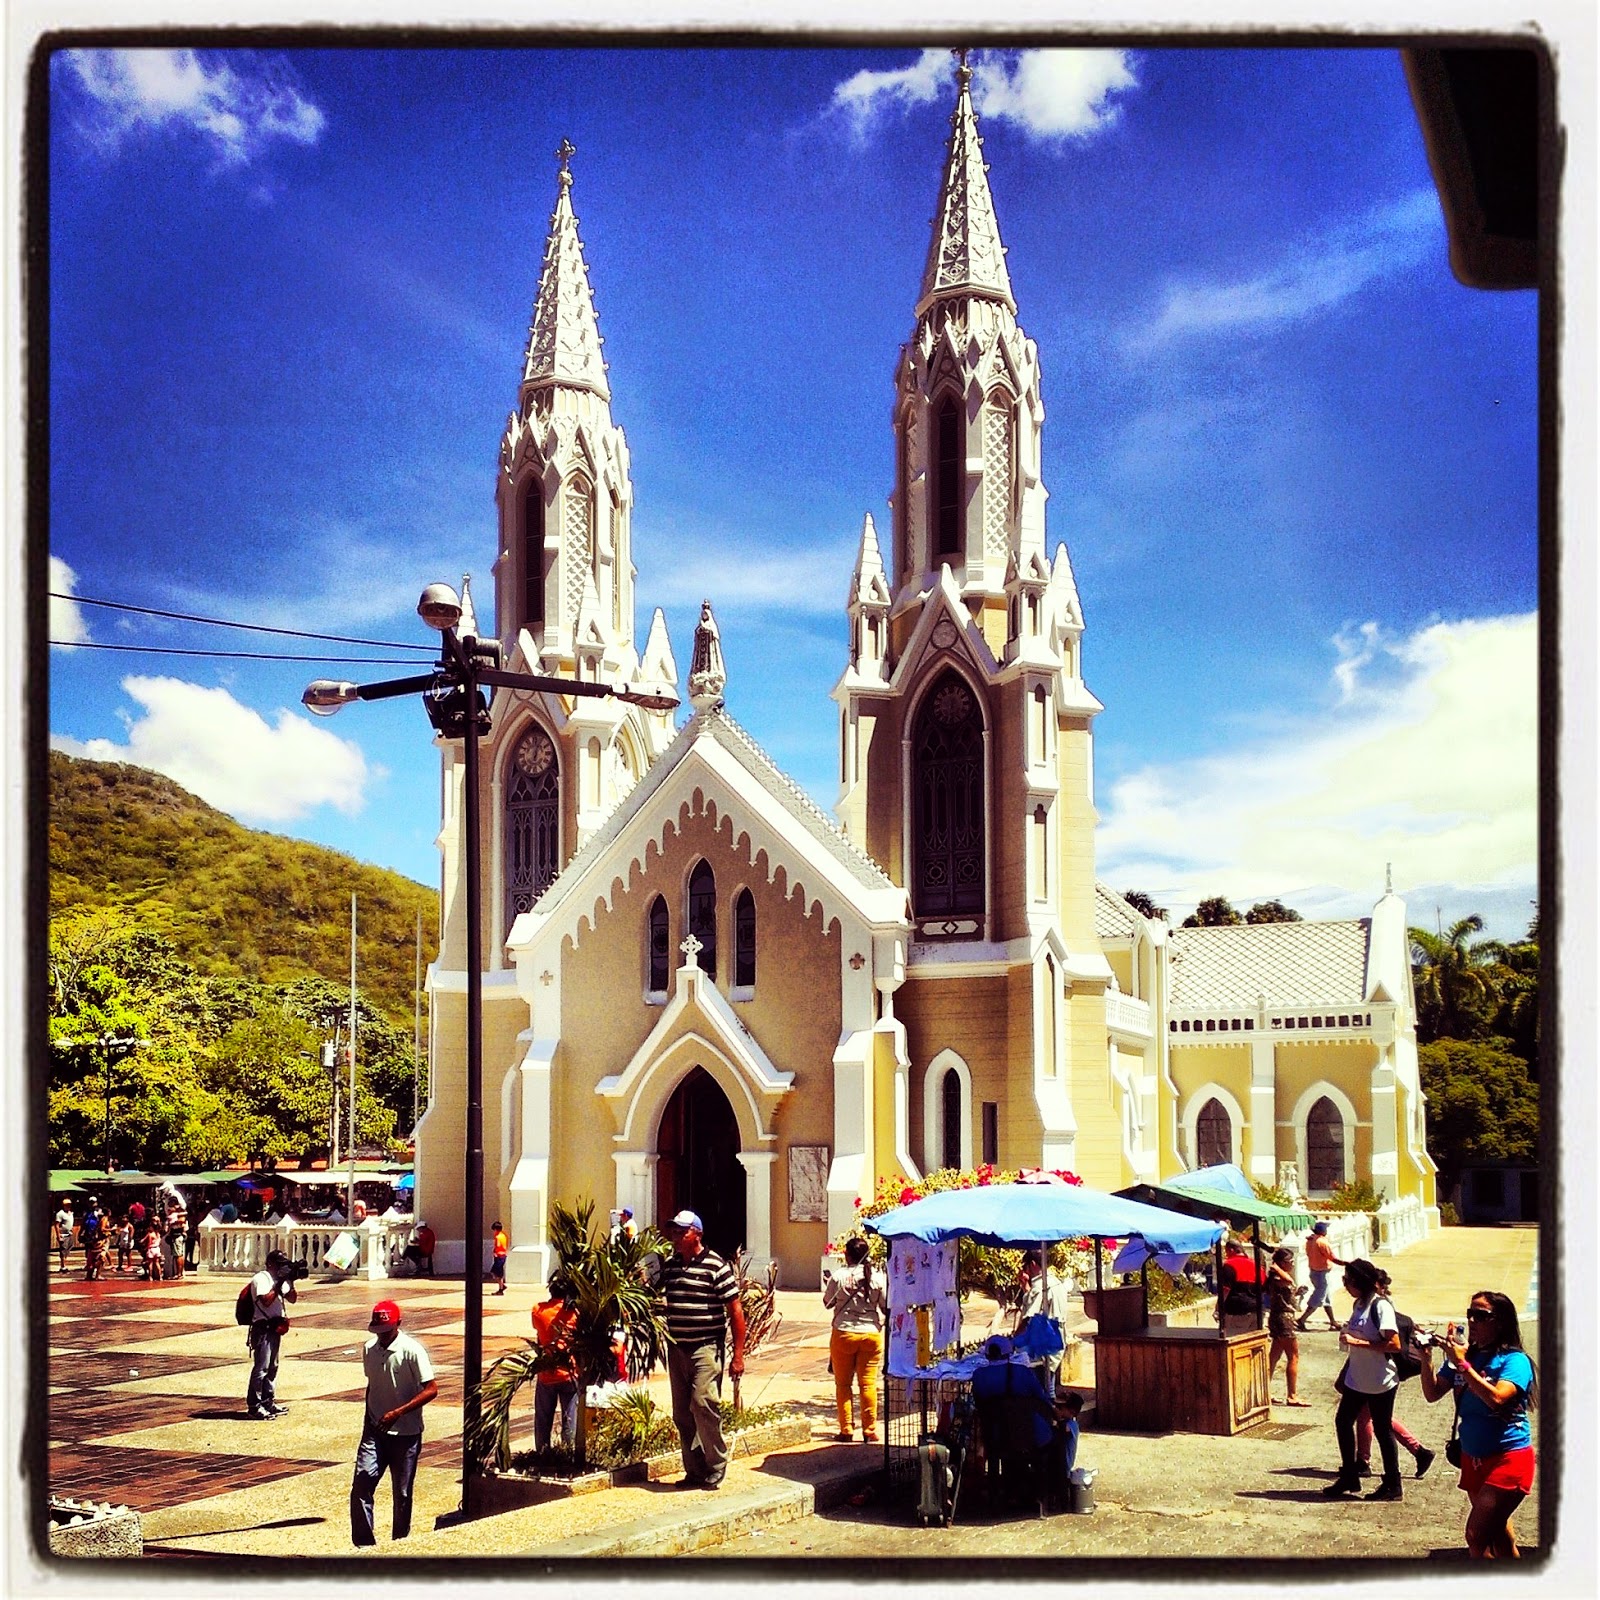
left=661, top=1209, right=746, bottom=1489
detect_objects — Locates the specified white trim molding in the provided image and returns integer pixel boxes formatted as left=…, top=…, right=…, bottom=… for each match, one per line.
left=921, top=1047, right=973, bottom=1172
left=1180, top=1082, right=1245, bottom=1171
left=1289, top=1080, right=1361, bottom=1197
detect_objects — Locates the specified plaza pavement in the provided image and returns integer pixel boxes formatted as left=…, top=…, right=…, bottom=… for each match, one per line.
left=38, top=1222, right=1541, bottom=1565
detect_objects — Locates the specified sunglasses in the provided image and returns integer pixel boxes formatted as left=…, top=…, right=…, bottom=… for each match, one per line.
left=1465, top=1308, right=1493, bottom=1322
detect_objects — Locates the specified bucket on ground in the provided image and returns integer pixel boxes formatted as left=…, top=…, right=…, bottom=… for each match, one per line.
left=1067, top=1466, right=1096, bottom=1514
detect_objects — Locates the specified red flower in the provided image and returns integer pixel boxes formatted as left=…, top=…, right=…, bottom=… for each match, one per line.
left=977, top=1173, right=991, bottom=1185
left=852, top=1197, right=861, bottom=1208
left=900, top=1187, right=917, bottom=1205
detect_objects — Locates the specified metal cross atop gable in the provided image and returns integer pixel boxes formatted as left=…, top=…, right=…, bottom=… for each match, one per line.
left=679, top=934, right=703, bottom=968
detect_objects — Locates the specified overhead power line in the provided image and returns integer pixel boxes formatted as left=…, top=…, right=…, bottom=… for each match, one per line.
left=50, top=641, right=436, bottom=664
left=49, top=591, right=428, bottom=650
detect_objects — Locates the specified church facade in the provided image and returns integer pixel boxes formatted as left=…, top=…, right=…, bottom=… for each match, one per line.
left=413, top=76, right=1437, bottom=1285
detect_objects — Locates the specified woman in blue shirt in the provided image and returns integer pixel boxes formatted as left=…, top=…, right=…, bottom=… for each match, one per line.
left=1419, top=1289, right=1537, bottom=1559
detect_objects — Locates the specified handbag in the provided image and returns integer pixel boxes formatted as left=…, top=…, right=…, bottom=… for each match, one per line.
left=1444, top=1405, right=1462, bottom=1468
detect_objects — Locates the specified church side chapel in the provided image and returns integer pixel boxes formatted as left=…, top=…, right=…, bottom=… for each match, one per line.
left=414, top=69, right=1437, bottom=1285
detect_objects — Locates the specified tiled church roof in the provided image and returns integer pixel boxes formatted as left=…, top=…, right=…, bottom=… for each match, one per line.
left=1093, top=882, right=1145, bottom=940
left=1169, top=919, right=1373, bottom=1010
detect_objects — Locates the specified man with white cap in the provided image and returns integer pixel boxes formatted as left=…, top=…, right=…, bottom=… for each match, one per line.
left=660, top=1210, right=746, bottom=1489
left=351, top=1299, right=437, bottom=1546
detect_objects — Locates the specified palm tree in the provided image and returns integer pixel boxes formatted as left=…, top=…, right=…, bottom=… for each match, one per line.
left=1409, top=915, right=1503, bottom=1042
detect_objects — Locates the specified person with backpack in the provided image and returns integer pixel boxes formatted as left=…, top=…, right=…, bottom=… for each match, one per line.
left=79, top=1197, right=105, bottom=1281
left=244, top=1248, right=298, bottom=1420
left=1352, top=1268, right=1436, bottom=1479
left=1419, top=1289, right=1537, bottom=1558
left=823, top=1236, right=887, bottom=1442
left=1323, top=1257, right=1405, bottom=1501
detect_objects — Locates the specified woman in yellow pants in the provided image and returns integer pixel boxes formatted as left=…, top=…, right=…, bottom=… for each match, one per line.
left=823, top=1236, right=888, bottom=1442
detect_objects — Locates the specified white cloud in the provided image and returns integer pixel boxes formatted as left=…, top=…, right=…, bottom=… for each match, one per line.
left=62, top=49, right=325, bottom=167
left=1133, top=190, right=1440, bottom=349
left=972, top=49, right=1137, bottom=141
left=51, top=675, right=373, bottom=823
left=831, top=49, right=1137, bottom=144
left=49, top=556, right=89, bottom=646
left=1096, top=614, right=1538, bottom=935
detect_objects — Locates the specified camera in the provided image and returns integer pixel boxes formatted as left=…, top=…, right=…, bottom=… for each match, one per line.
left=281, top=1260, right=310, bottom=1284
left=1411, top=1327, right=1436, bottom=1348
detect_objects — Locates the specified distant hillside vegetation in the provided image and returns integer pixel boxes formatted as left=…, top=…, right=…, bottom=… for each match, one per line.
left=49, top=751, right=438, bottom=1024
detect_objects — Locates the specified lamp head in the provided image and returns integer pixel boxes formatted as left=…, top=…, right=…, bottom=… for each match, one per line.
left=616, top=684, right=681, bottom=714
left=302, top=680, right=359, bottom=716
left=417, top=584, right=463, bottom=632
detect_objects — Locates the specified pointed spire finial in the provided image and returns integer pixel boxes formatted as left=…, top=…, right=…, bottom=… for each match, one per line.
left=522, top=146, right=609, bottom=400
left=555, top=138, right=576, bottom=188
left=917, top=50, right=1015, bottom=317
left=458, top=573, right=480, bottom=642
left=1385, top=862, right=1393, bottom=895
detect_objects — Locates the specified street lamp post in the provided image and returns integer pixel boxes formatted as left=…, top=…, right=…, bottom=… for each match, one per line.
left=304, top=582, right=676, bottom=1516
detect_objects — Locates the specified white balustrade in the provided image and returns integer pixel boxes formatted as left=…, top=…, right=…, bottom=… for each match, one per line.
left=1103, top=991, right=1152, bottom=1038
left=197, top=1214, right=412, bottom=1280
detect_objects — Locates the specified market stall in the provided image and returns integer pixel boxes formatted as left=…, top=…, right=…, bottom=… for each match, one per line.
left=862, top=1181, right=1226, bottom=1481
left=1105, top=1165, right=1316, bottom=1435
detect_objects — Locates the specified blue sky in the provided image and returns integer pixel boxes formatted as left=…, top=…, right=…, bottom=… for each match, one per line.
left=46, top=44, right=1540, bottom=938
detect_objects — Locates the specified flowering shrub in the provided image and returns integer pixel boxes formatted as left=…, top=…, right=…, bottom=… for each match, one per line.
left=831, top=1164, right=1115, bottom=1301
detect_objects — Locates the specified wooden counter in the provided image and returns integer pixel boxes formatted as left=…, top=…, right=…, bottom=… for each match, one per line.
left=1092, top=1325, right=1271, bottom=1435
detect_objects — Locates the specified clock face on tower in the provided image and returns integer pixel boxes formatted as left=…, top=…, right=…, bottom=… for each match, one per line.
left=515, top=731, right=556, bottom=776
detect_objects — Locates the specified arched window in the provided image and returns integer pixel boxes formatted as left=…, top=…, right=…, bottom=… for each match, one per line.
left=733, top=889, right=756, bottom=989
left=941, top=1068, right=962, bottom=1171
left=646, top=895, right=669, bottom=994
left=687, top=860, right=717, bottom=980
left=1307, top=1096, right=1345, bottom=1191
left=505, top=726, right=559, bottom=929
left=896, top=407, right=913, bottom=580
left=912, top=673, right=985, bottom=917
left=1196, top=1097, right=1232, bottom=1169
left=523, top=480, right=544, bottom=632
left=934, top=395, right=962, bottom=557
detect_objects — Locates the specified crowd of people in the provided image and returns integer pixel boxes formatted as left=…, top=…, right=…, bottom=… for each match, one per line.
left=53, top=1193, right=198, bottom=1281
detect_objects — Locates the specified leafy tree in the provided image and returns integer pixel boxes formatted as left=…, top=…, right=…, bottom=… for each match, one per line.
left=1121, top=890, right=1168, bottom=922
left=1181, top=896, right=1242, bottom=928
left=1409, top=916, right=1503, bottom=1043
left=1245, top=900, right=1302, bottom=924
left=1417, top=1037, right=1539, bottom=1193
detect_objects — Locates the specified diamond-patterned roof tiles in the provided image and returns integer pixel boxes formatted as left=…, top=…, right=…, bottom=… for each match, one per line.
left=1169, top=919, right=1372, bottom=1010
left=1094, top=882, right=1143, bottom=940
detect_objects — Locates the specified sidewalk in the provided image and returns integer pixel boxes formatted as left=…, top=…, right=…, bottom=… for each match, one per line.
left=40, top=1224, right=1541, bottom=1562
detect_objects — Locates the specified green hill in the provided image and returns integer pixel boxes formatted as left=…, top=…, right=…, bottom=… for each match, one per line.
left=49, top=751, right=437, bottom=1024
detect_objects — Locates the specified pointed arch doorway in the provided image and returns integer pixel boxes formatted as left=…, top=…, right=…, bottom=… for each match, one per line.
left=656, top=1066, right=746, bottom=1259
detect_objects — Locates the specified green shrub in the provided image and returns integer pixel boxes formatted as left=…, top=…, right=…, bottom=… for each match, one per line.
left=1252, top=1178, right=1295, bottom=1208
left=1328, top=1178, right=1382, bottom=1213
left=1439, top=1201, right=1460, bottom=1226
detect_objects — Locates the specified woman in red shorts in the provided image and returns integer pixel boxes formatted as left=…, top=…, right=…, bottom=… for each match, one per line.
left=1419, top=1289, right=1537, bottom=1558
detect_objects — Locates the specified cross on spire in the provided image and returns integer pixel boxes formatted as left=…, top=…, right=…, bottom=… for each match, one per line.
left=680, top=934, right=703, bottom=968
left=556, top=138, right=576, bottom=186
left=952, top=47, right=971, bottom=89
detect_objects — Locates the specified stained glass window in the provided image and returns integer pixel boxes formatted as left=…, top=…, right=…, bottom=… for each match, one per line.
left=913, top=674, right=985, bottom=917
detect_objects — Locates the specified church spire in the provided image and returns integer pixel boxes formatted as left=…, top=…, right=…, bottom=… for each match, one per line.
left=917, top=51, right=1015, bottom=319
left=521, top=139, right=609, bottom=404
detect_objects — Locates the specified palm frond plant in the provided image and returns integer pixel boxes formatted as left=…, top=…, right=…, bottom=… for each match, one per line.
left=468, top=1197, right=669, bottom=1474
left=732, top=1249, right=783, bottom=1356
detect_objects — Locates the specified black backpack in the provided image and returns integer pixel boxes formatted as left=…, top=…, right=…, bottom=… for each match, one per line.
left=235, top=1283, right=255, bottom=1326
left=80, top=1211, right=102, bottom=1241
left=1384, top=1298, right=1424, bottom=1382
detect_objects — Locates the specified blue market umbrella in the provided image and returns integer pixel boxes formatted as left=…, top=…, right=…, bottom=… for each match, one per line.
left=862, top=1181, right=1223, bottom=1256
left=395, top=1174, right=415, bottom=1190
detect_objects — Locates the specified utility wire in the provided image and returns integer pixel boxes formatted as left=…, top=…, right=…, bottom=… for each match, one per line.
left=49, top=592, right=427, bottom=650
left=50, top=640, right=436, bottom=665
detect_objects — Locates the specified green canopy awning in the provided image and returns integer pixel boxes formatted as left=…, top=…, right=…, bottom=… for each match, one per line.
left=165, top=1171, right=248, bottom=1184
left=1116, top=1181, right=1316, bottom=1234
left=49, top=1169, right=102, bottom=1191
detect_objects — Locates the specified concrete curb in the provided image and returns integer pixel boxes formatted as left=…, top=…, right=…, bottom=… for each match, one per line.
left=525, top=1464, right=878, bottom=1558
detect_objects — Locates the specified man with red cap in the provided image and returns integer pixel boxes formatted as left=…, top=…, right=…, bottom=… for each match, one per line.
left=351, top=1299, right=437, bottom=1546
